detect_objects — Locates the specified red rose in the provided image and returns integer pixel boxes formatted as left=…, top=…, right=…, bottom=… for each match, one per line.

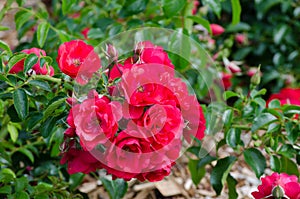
left=267, top=88, right=300, bottom=106
left=210, top=24, right=225, bottom=36
left=252, top=172, right=300, bottom=199
left=57, top=40, right=101, bottom=84
left=60, top=140, right=101, bottom=174
left=9, top=48, right=54, bottom=76
left=72, top=94, right=122, bottom=150
left=104, top=131, right=151, bottom=179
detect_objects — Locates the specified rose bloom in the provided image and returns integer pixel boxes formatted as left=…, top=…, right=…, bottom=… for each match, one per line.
left=57, top=40, right=101, bottom=84
left=267, top=88, right=300, bottom=106
left=60, top=140, right=101, bottom=174
left=9, top=48, right=54, bottom=76
left=72, top=93, right=122, bottom=150
left=252, top=172, right=300, bottom=199
left=210, top=24, right=225, bottom=36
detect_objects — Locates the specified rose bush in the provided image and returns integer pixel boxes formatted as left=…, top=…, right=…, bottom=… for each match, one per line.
left=0, top=0, right=299, bottom=199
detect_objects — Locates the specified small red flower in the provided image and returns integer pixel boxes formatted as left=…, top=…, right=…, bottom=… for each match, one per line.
left=210, top=24, right=225, bottom=36
left=9, top=48, right=54, bottom=76
left=252, top=172, right=300, bottom=199
left=57, top=40, right=101, bottom=84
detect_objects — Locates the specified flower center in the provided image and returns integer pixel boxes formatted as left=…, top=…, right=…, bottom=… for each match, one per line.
left=73, top=59, right=81, bottom=67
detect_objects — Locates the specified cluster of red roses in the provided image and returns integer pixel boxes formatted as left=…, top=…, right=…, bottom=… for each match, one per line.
left=58, top=40, right=206, bottom=181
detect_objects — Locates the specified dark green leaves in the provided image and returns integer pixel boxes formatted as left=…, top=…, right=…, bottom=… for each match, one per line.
left=243, top=148, right=266, bottom=178
left=227, top=174, right=238, bottom=199
left=100, top=177, right=128, bottom=199
left=13, top=88, right=28, bottom=120
left=120, top=0, right=149, bottom=17
left=24, top=53, right=38, bottom=74
left=15, top=10, right=32, bottom=30
left=210, top=156, right=236, bottom=195
left=251, top=113, right=278, bottom=132
left=202, top=0, right=222, bottom=18
left=37, top=22, right=50, bottom=48
left=0, top=40, right=12, bottom=56
left=29, top=80, right=51, bottom=91
left=188, top=159, right=205, bottom=185
left=226, top=128, right=241, bottom=149
left=162, top=0, right=186, bottom=18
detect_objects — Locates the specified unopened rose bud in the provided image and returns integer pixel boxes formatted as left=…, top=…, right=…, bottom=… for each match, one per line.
left=247, top=67, right=257, bottom=77
left=228, top=62, right=241, bottom=73
left=272, top=185, right=285, bottom=199
left=210, top=24, right=225, bottom=36
left=250, top=66, right=261, bottom=87
left=235, top=33, right=247, bottom=45
left=106, top=44, right=118, bottom=63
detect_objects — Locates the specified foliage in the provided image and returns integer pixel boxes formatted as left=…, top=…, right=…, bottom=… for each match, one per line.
left=0, top=0, right=299, bottom=198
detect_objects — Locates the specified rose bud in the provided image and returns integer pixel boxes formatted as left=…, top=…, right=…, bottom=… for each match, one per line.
left=210, top=24, right=225, bottom=36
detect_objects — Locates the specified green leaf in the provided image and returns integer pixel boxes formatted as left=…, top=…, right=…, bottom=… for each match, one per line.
left=7, top=122, right=18, bottom=142
left=69, top=173, right=85, bottom=191
left=7, top=53, right=27, bottom=72
left=0, top=186, right=11, bottom=194
left=226, top=128, right=241, bottom=149
left=57, top=30, right=70, bottom=42
left=62, top=0, right=76, bottom=15
left=15, top=10, right=32, bottom=30
left=43, top=97, right=66, bottom=120
left=26, top=112, right=43, bottom=130
left=24, top=53, right=38, bottom=74
left=188, top=159, right=206, bottom=185
left=0, top=40, right=12, bottom=56
left=251, top=113, right=278, bottom=132
left=37, top=22, right=50, bottom=48
left=120, top=0, right=149, bottom=17
left=243, top=148, right=266, bottom=178
left=162, top=0, right=186, bottom=18
left=40, top=117, right=57, bottom=138
left=16, top=191, right=30, bottom=199
left=270, top=155, right=281, bottom=173
left=222, top=109, right=233, bottom=130
left=230, top=0, right=241, bottom=25
left=227, top=174, right=238, bottom=199
left=29, top=80, right=51, bottom=91
left=15, top=176, right=28, bottom=192
left=13, top=89, right=29, bottom=120
left=268, top=99, right=281, bottom=109
left=280, top=156, right=299, bottom=177
left=285, top=122, right=298, bottom=144
left=202, top=0, right=221, bottom=18
left=100, top=177, right=128, bottom=199
left=210, top=156, right=236, bottom=195
left=223, top=91, right=239, bottom=100
left=17, top=148, right=34, bottom=163
left=187, top=16, right=212, bottom=35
